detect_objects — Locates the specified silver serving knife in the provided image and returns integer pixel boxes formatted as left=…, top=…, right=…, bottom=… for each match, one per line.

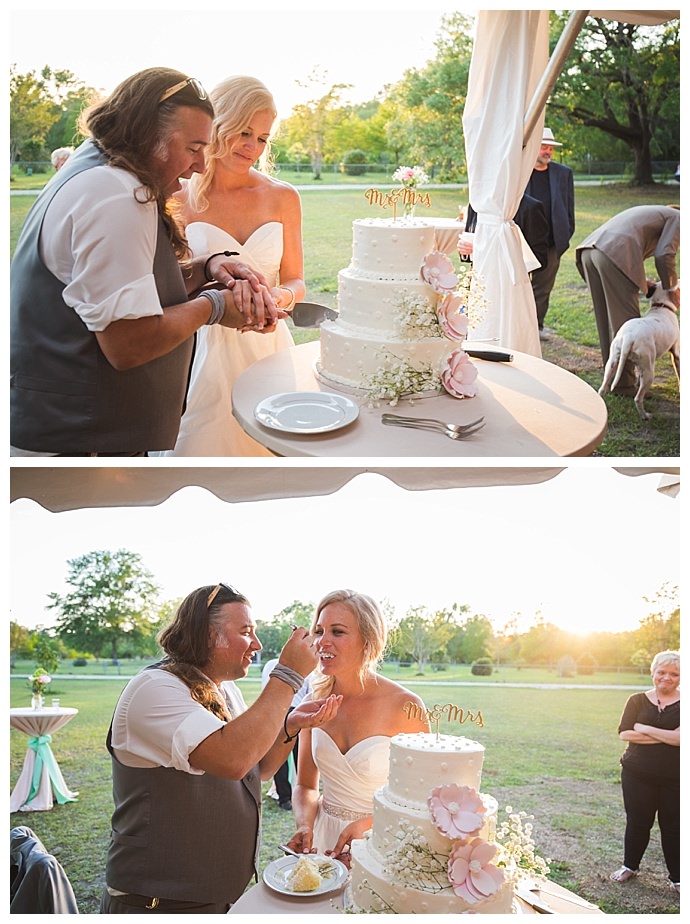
left=515, top=885, right=555, bottom=913
left=289, top=303, right=338, bottom=328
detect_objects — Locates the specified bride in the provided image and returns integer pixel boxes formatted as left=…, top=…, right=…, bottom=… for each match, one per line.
left=160, top=76, right=305, bottom=456
left=286, top=590, right=429, bottom=863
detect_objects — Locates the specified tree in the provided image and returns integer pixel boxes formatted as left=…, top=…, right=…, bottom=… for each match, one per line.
left=391, top=606, right=456, bottom=673
left=451, top=614, right=495, bottom=664
left=9, top=67, right=57, bottom=164
left=549, top=15, right=680, bottom=184
left=287, top=68, right=351, bottom=179
left=635, top=583, right=680, bottom=654
left=9, top=621, right=30, bottom=665
left=10, top=66, right=97, bottom=167
left=47, top=549, right=162, bottom=660
left=385, top=12, right=475, bottom=180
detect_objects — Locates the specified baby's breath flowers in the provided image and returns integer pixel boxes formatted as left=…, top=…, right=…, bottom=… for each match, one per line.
left=362, top=356, right=442, bottom=406
left=496, top=807, right=550, bottom=880
left=393, top=292, right=442, bottom=340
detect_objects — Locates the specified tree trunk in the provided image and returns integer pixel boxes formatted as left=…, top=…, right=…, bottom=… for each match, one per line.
left=631, top=140, right=656, bottom=186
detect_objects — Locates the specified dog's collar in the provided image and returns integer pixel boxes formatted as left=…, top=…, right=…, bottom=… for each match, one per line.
left=650, top=301, right=677, bottom=312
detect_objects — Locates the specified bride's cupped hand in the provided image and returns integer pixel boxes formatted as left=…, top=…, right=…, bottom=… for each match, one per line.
left=290, top=694, right=343, bottom=734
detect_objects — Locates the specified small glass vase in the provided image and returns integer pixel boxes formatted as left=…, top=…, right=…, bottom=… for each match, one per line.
left=31, top=693, right=45, bottom=710
left=403, top=201, right=416, bottom=219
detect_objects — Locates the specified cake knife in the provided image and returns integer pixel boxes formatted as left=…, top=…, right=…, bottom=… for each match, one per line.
left=289, top=303, right=339, bottom=328
left=514, top=886, right=555, bottom=913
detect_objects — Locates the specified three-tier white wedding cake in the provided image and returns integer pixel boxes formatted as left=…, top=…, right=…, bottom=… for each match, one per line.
left=317, top=218, right=466, bottom=397
left=348, top=732, right=517, bottom=914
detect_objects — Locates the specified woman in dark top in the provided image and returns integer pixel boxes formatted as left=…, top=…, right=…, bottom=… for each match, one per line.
left=610, top=650, right=680, bottom=892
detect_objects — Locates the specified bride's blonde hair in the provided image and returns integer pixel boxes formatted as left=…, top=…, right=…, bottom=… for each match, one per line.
left=309, top=590, right=388, bottom=699
left=186, top=75, right=277, bottom=213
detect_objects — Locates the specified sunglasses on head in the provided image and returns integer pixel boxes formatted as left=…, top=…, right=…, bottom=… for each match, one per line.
left=207, top=582, right=242, bottom=608
left=159, top=76, right=207, bottom=104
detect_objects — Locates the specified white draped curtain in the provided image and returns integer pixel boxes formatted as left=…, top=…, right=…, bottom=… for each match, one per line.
left=462, top=10, right=549, bottom=357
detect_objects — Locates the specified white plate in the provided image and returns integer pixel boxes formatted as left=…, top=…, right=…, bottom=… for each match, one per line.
left=262, top=856, right=349, bottom=896
left=255, top=392, right=359, bottom=434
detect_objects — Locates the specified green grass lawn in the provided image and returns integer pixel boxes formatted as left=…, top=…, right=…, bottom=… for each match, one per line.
left=11, top=671, right=679, bottom=915
left=10, top=183, right=680, bottom=455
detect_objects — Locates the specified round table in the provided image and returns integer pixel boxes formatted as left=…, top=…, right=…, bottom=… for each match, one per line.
left=10, top=707, right=79, bottom=812
left=229, top=878, right=604, bottom=914
left=232, top=341, right=607, bottom=457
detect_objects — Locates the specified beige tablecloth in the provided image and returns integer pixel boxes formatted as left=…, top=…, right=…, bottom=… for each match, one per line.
left=425, top=216, right=465, bottom=254
left=10, top=707, right=79, bottom=812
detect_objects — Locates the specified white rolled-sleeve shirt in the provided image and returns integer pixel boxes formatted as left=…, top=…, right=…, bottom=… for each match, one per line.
left=110, top=669, right=247, bottom=775
left=39, top=165, right=165, bottom=331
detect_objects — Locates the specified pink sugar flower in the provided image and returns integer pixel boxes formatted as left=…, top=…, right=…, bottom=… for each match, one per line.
left=441, top=350, right=478, bottom=398
left=437, top=293, right=469, bottom=341
left=448, top=837, right=505, bottom=904
left=421, top=251, right=459, bottom=292
left=428, top=784, right=485, bottom=839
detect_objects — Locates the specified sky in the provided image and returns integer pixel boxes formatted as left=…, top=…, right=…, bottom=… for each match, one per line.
left=9, top=466, right=680, bottom=637
left=9, top=4, right=463, bottom=119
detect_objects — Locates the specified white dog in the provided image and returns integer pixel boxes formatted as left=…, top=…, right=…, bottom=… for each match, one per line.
left=599, top=282, right=680, bottom=419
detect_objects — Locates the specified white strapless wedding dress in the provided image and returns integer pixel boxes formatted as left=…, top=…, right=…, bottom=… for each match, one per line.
left=161, top=221, right=294, bottom=456
left=310, top=730, right=391, bottom=855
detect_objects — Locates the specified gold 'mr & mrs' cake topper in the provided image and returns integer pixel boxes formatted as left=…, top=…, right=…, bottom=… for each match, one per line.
left=403, top=700, right=484, bottom=739
left=364, top=186, right=432, bottom=221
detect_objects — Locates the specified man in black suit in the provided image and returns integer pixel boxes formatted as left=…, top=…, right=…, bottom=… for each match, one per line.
left=461, top=194, right=549, bottom=274
left=525, top=127, right=575, bottom=340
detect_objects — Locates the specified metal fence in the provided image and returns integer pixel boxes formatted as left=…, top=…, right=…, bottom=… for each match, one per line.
left=11, top=160, right=680, bottom=180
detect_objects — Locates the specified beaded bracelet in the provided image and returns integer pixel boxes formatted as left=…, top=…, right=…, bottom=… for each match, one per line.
left=283, top=706, right=298, bottom=744
left=198, top=289, right=226, bottom=325
left=203, top=250, right=239, bottom=283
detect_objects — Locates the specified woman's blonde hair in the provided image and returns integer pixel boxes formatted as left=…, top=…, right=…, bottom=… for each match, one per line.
left=650, top=650, right=680, bottom=673
left=309, top=589, right=388, bottom=698
left=186, top=75, right=277, bottom=213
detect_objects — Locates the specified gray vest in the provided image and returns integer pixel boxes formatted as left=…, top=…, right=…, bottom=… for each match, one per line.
left=105, top=715, right=261, bottom=904
left=10, top=139, right=195, bottom=453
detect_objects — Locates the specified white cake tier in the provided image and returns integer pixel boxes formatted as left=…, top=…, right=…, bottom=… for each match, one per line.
left=337, top=271, right=438, bottom=333
left=349, top=835, right=515, bottom=914
left=369, top=787, right=498, bottom=859
left=388, top=732, right=485, bottom=803
left=318, top=321, right=452, bottom=391
left=349, top=217, right=437, bottom=277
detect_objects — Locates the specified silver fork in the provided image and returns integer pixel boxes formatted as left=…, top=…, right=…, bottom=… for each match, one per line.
left=381, top=415, right=485, bottom=440
left=382, top=413, right=485, bottom=435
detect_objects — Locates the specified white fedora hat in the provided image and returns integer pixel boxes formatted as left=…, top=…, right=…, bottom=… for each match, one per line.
left=542, top=127, right=563, bottom=147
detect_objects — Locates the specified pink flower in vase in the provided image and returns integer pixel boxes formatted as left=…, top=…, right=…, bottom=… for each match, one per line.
left=441, top=350, right=478, bottom=398
left=437, top=293, right=469, bottom=341
left=448, top=837, right=505, bottom=904
left=428, top=784, right=486, bottom=839
left=421, top=251, right=459, bottom=292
